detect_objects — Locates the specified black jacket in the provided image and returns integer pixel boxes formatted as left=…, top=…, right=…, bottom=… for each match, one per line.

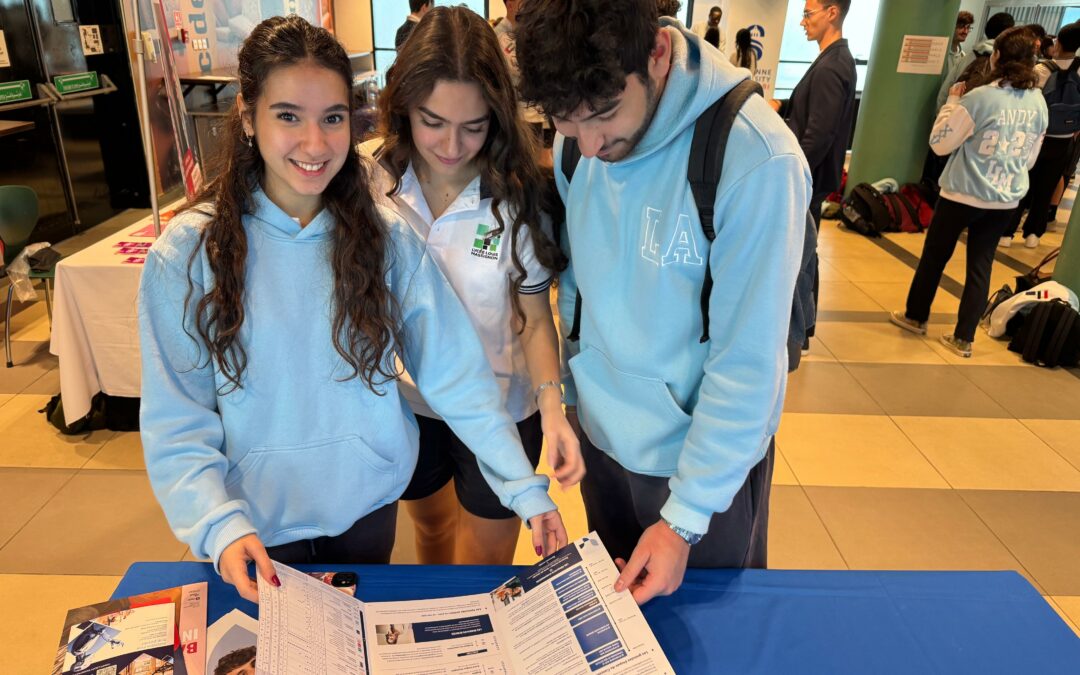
left=779, top=39, right=857, bottom=196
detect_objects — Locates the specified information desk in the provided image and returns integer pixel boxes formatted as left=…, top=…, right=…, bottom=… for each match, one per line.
left=49, top=204, right=181, bottom=424
left=113, top=562, right=1080, bottom=674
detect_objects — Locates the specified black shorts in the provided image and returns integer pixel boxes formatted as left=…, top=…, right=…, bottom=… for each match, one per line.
left=401, top=412, right=543, bottom=519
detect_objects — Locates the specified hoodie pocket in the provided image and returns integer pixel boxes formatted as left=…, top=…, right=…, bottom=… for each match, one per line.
left=224, top=434, right=397, bottom=534
left=569, top=348, right=691, bottom=475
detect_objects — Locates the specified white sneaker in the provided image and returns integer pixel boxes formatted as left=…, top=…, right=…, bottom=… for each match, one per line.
left=998, top=236, right=1012, bottom=248
left=1025, top=234, right=1040, bottom=248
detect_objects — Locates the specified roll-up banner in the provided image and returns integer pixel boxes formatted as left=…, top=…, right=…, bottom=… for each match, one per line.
left=690, top=0, right=790, bottom=97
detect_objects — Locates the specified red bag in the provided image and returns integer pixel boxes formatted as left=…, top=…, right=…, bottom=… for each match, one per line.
left=900, top=182, right=935, bottom=230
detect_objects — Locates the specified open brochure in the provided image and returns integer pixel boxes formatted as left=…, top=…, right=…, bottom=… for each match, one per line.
left=256, top=533, right=673, bottom=675
left=52, top=582, right=207, bottom=675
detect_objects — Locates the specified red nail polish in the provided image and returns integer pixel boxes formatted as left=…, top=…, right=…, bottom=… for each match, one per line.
left=535, top=546, right=543, bottom=556
left=272, top=575, right=281, bottom=587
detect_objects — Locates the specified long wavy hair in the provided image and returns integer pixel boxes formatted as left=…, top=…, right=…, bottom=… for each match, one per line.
left=990, top=26, right=1039, bottom=90
left=183, top=15, right=399, bottom=393
left=735, top=29, right=753, bottom=69
left=376, top=5, right=566, bottom=328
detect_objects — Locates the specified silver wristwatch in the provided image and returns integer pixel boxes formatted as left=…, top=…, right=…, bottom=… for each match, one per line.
left=662, top=518, right=704, bottom=546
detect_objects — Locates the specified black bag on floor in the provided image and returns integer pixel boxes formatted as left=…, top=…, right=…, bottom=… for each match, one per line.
left=840, top=183, right=890, bottom=237
left=40, top=393, right=140, bottom=435
left=1015, top=248, right=1059, bottom=293
left=1008, top=298, right=1080, bottom=368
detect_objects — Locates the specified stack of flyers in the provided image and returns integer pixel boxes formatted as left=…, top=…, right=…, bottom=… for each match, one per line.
left=52, top=582, right=207, bottom=675
left=206, top=610, right=258, bottom=675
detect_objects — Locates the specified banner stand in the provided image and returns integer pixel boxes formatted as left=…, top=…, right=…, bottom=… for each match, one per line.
left=128, top=1, right=162, bottom=238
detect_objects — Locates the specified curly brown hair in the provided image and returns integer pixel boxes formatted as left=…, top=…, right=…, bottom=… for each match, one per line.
left=213, top=645, right=255, bottom=675
left=513, top=0, right=659, bottom=119
left=376, top=5, right=566, bottom=328
left=990, top=26, right=1039, bottom=90
left=184, top=15, right=400, bottom=393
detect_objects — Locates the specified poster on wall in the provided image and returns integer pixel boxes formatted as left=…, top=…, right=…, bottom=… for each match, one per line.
left=690, top=0, right=788, bottom=97
left=896, top=35, right=949, bottom=75
left=0, top=29, right=10, bottom=68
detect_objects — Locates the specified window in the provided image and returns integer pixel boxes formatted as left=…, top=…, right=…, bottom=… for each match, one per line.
left=372, top=2, right=489, bottom=73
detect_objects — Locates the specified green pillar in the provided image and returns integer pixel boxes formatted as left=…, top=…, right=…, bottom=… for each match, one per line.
left=847, top=0, right=962, bottom=190
left=1055, top=210, right=1080, bottom=295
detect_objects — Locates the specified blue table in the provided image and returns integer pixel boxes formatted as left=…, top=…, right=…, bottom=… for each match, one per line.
left=113, top=563, right=1080, bottom=674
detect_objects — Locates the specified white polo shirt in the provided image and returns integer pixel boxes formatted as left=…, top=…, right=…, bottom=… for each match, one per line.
left=362, top=144, right=553, bottom=422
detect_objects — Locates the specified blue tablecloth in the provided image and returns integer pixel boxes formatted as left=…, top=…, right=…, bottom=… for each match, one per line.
left=112, top=563, right=1080, bottom=673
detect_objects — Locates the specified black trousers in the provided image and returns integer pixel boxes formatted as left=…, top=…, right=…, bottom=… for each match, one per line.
left=806, top=189, right=829, bottom=340
left=1006, top=135, right=1073, bottom=238
left=578, top=430, right=773, bottom=568
left=264, top=502, right=398, bottom=565
left=905, top=197, right=1015, bottom=343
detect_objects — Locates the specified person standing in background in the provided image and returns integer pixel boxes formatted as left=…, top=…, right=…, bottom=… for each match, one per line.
left=731, top=27, right=758, bottom=74
left=768, top=0, right=854, bottom=348
left=922, top=11, right=976, bottom=189
left=955, top=12, right=1016, bottom=89
left=396, top=0, right=432, bottom=50
left=1001, top=22, right=1080, bottom=248
left=693, top=6, right=725, bottom=52
left=656, top=0, right=682, bottom=19
left=769, top=0, right=856, bottom=230
left=891, top=27, right=1047, bottom=357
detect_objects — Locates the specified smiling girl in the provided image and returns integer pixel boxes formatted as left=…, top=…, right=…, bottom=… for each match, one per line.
left=361, top=6, right=583, bottom=565
left=138, top=15, right=565, bottom=602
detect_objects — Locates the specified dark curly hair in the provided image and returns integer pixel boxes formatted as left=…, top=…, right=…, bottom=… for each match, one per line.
left=655, top=0, right=680, bottom=18
left=183, top=15, right=400, bottom=393
left=514, top=0, right=659, bottom=119
left=990, top=26, right=1039, bottom=90
left=377, top=6, right=566, bottom=328
left=214, top=646, right=255, bottom=675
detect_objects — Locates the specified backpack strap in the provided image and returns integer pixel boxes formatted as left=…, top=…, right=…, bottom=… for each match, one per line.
left=560, top=137, right=584, bottom=341
left=559, top=78, right=763, bottom=345
left=689, top=78, right=764, bottom=342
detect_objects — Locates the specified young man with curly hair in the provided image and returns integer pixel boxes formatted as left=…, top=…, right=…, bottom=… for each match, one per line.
left=514, top=0, right=809, bottom=604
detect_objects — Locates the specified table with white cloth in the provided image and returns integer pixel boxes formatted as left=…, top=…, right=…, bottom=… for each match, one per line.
left=49, top=204, right=182, bottom=425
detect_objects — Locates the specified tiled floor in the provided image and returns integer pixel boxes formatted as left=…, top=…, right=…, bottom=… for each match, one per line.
left=3, top=196, right=1080, bottom=672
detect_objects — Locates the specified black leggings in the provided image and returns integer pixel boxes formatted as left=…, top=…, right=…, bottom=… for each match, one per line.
left=905, top=197, right=1014, bottom=342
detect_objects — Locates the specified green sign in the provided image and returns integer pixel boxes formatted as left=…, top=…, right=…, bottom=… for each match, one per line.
left=53, top=71, right=99, bottom=94
left=0, top=80, right=32, bottom=104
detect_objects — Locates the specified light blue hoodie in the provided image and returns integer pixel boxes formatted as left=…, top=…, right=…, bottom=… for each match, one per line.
left=139, top=190, right=554, bottom=567
left=556, top=21, right=810, bottom=535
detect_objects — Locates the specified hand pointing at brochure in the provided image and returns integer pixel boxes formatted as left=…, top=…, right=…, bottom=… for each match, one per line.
left=613, top=521, right=691, bottom=604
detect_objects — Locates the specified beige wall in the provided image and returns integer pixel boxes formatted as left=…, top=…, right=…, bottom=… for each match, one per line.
left=334, top=0, right=374, bottom=53
left=489, top=0, right=507, bottom=20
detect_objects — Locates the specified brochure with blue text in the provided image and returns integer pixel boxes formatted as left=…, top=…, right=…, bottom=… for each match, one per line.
left=256, top=533, right=673, bottom=674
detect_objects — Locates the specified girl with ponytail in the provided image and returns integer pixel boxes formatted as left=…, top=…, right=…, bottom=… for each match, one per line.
left=891, top=26, right=1047, bottom=358
left=138, top=15, right=565, bottom=603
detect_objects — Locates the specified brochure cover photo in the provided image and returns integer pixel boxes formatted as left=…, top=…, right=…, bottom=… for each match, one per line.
left=52, top=582, right=208, bottom=675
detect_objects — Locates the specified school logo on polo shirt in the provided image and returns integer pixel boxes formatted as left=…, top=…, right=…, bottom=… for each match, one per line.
left=471, top=224, right=501, bottom=260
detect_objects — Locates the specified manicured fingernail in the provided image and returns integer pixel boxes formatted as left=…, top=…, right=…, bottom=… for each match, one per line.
left=535, top=546, right=543, bottom=556
left=272, top=575, right=281, bottom=587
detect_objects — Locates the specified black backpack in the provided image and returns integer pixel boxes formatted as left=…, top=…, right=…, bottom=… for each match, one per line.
left=560, top=78, right=818, bottom=371
left=1008, top=298, right=1080, bottom=368
left=1042, top=58, right=1080, bottom=136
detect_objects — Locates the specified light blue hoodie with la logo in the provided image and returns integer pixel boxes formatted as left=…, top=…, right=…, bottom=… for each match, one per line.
left=555, top=20, right=810, bottom=536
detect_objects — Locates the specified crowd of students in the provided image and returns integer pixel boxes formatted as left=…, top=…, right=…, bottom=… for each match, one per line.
left=894, top=12, right=1079, bottom=358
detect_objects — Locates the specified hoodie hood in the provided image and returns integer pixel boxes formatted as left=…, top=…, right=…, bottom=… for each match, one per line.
left=626, top=17, right=748, bottom=162
left=247, top=188, right=334, bottom=240
left=973, top=38, right=994, bottom=57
